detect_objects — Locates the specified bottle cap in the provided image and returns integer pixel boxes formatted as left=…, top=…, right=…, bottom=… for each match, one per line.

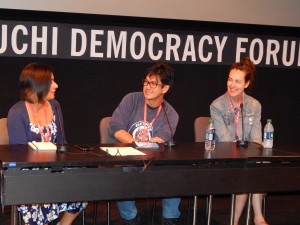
left=209, top=119, right=214, bottom=124
left=267, top=119, right=272, bottom=123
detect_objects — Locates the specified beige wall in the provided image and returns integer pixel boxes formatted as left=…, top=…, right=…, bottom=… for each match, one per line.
left=0, top=0, right=299, bottom=27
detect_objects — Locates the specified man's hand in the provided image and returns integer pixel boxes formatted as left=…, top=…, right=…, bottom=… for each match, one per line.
left=149, top=137, right=164, bottom=143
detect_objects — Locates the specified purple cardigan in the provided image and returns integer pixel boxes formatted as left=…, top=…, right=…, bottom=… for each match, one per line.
left=7, top=99, right=67, bottom=145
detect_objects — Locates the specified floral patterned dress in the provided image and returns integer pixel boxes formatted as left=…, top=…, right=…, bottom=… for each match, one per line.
left=17, top=120, right=88, bottom=225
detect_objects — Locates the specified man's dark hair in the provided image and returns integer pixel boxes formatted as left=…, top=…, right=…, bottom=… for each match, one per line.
left=144, top=62, right=175, bottom=92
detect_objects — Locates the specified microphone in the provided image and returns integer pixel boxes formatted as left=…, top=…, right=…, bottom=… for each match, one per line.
left=236, top=103, right=248, bottom=148
left=55, top=104, right=67, bottom=152
left=162, top=102, right=176, bottom=148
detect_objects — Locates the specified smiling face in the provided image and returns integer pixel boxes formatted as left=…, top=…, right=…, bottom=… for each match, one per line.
left=143, top=74, right=169, bottom=107
left=227, top=69, right=250, bottom=101
left=45, top=73, right=58, bottom=100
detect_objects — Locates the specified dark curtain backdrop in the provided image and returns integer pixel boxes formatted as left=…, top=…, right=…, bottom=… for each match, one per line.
left=0, top=9, right=299, bottom=144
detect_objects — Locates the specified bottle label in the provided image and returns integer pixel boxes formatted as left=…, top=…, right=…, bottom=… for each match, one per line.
left=206, top=129, right=215, bottom=141
left=264, top=132, right=274, bottom=140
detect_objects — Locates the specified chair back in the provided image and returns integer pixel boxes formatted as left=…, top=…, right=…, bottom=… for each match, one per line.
left=0, top=118, right=9, bottom=144
left=194, top=116, right=211, bottom=142
left=99, top=117, right=118, bottom=144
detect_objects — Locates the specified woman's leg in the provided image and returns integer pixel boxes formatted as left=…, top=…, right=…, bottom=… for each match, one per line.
left=58, top=211, right=80, bottom=225
left=252, top=193, right=268, bottom=225
left=233, top=194, right=248, bottom=225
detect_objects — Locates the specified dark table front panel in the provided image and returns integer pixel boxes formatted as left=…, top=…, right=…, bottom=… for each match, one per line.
left=2, top=142, right=300, bottom=206
left=2, top=164, right=244, bottom=205
left=245, top=151, right=300, bottom=193
left=245, top=164, right=300, bottom=193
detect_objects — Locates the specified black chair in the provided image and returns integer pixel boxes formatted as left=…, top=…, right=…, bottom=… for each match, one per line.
left=95, top=117, right=118, bottom=225
left=0, top=118, right=22, bottom=225
left=194, top=117, right=267, bottom=225
left=193, top=117, right=213, bottom=225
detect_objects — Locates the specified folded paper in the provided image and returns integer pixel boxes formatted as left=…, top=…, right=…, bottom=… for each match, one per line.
left=28, top=141, right=57, bottom=151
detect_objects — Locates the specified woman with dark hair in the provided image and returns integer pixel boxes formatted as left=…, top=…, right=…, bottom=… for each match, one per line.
left=7, top=63, right=87, bottom=225
left=210, top=57, right=268, bottom=225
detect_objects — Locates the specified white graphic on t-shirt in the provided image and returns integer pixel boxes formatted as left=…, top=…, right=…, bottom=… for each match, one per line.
left=129, top=121, right=153, bottom=141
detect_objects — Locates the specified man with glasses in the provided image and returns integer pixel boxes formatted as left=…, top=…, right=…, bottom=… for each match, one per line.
left=109, top=62, right=180, bottom=225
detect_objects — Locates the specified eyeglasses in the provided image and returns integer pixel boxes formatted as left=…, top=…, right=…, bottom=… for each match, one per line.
left=142, top=79, right=164, bottom=89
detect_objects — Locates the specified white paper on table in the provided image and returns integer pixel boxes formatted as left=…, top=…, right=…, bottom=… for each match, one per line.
left=100, top=147, right=146, bottom=156
left=28, top=141, right=57, bottom=151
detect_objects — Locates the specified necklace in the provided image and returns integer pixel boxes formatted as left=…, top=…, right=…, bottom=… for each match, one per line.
left=226, top=92, right=243, bottom=140
left=28, top=102, right=51, bottom=142
left=142, top=101, right=162, bottom=142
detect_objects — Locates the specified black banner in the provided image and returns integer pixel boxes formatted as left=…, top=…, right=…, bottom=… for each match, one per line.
left=0, top=20, right=299, bottom=68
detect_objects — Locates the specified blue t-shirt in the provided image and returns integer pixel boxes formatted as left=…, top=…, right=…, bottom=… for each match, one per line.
left=109, top=92, right=179, bottom=142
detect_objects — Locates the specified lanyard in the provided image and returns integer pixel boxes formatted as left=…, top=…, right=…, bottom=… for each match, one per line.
left=29, top=102, right=51, bottom=142
left=226, top=92, right=242, bottom=140
left=142, top=101, right=162, bottom=142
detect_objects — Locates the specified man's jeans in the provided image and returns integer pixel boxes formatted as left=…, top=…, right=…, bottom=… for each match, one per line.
left=117, top=167, right=181, bottom=220
left=117, top=198, right=181, bottom=220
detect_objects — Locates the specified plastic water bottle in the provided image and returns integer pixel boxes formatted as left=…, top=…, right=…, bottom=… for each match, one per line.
left=263, top=119, right=274, bottom=148
left=205, top=119, right=216, bottom=150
